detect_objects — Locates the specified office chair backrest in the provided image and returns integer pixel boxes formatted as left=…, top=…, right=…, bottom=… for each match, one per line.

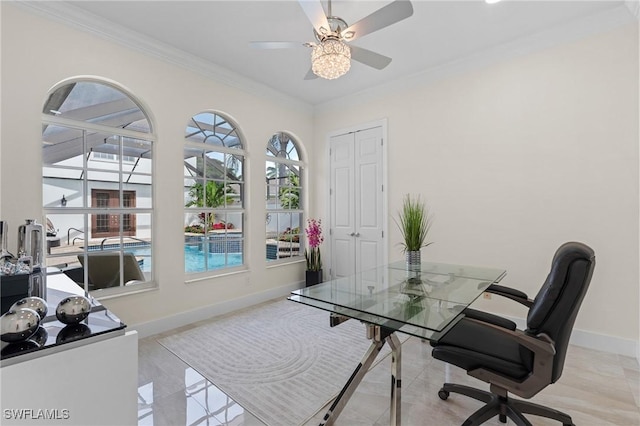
left=525, top=242, right=595, bottom=382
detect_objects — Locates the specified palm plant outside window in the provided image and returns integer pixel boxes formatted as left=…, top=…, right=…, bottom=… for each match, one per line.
left=184, top=112, right=245, bottom=273
left=266, top=132, right=303, bottom=262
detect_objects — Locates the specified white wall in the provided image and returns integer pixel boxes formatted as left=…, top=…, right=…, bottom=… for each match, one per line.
left=2, top=3, right=638, bottom=354
left=0, top=4, right=313, bottom=328
left=314, top=24, right=639, bottom=348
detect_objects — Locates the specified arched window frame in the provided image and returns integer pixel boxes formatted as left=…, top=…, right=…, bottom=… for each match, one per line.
left=41, top=77, right=155, bottom=297
left=184, top=111, right=247, bottom=276
left=265, top=132, right=304, bottom=264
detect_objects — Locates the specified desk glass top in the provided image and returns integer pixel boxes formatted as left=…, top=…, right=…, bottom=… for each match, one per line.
left=290, top=261, right=506, bottom=341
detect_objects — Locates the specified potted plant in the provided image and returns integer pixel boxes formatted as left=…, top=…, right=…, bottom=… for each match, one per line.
left=395, top=194, right=433, bottom=269
left=304, top=218, right=324, bottom=287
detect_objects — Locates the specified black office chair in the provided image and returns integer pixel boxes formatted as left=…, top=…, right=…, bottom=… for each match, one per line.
left=431, top=242, right=595, bottom=426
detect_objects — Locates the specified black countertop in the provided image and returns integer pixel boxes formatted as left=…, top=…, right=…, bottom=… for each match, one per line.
left=1, top=271, right=126, bottom=365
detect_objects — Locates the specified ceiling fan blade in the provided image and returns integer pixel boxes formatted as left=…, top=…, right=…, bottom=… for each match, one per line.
left=342, top=0, right=413, bottom=42
left=249, top=41, right=305, bottom=49
left=298, top=0, right=331, bottom=36
left=304, top=68, right=318, bottom=80
left=349, top=45, right=392, bottom=70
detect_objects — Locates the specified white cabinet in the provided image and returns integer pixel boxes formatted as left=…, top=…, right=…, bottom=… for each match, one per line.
left=0, top=330, right=138, bottom=426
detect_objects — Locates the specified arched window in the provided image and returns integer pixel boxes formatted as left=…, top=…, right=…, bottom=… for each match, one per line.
left=184, top=112, right=245, bottom=274
left=266, top=132, right=303, bottom=262
left=42, top=79, right=154, bottom=295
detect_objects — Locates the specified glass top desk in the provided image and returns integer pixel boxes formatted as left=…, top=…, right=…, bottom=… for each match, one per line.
left=289, top=260, right=506, bottom=426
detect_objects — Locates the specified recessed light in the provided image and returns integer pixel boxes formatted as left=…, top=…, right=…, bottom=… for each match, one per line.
left=486, top=0, right=502, bottom=4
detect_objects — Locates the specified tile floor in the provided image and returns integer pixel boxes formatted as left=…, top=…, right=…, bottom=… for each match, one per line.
left=138, top=316, right=640, bottom=426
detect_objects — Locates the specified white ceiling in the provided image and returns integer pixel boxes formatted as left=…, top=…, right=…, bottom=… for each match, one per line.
left=35, top=1, right=637, bottom=105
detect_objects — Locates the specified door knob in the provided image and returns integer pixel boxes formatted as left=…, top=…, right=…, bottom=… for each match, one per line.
left=354, top=232, right=360, bottom=237
left=349, top=232, right=355, bottom=236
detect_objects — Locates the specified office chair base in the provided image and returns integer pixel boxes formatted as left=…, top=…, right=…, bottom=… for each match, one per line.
left=439, top=383, right=575, bottom=426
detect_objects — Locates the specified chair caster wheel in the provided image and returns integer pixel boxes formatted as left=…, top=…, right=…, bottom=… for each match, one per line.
left=438, top=389, right=449, bottom=400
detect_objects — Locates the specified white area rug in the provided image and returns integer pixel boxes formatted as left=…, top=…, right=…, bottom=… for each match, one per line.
left=158, top=299, right=401, bottom=426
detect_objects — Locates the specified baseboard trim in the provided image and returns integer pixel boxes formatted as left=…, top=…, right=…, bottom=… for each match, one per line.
left=505, top=316, right=638, bottom=359
left=132, top=286, right=639, bottom=360
left=131, top=281, right=303, bottom=339
left=569, top=328, right=638, bottom=359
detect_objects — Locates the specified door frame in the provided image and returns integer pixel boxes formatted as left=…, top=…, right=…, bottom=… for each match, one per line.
left=325, top=118, right=389, bottom=277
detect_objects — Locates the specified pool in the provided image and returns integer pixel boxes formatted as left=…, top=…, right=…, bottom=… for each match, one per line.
left=183, top=246, right=243, bottom=273
left=109, top=245, right=243, bottom=273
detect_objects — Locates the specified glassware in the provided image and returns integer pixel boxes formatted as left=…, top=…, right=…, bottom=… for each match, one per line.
left=0, top=221, right=12, bottom=260
left=17, top=219, right=44, bottom=267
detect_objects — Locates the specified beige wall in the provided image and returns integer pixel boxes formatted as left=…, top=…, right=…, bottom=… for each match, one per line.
left=314, top=23, right=639, bottom=344
left=0, top=4, right=312, bottom=327
left=2, top=3, right=639, bottom=350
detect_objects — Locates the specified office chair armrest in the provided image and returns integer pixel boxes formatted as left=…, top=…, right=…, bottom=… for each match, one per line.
left=463, top=308, right=517, bottom=330
left=465, top=318, right=556, bottom=399
left=485, top=284, right=534, bottom=308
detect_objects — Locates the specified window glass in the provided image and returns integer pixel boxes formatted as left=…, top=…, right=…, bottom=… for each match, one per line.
left=43, top=81, right=151, bottom=133
left=185, top=112, right=242, bottom=149
left=265, top=133, right=303, bottom=262
left=184, top=112, right=245, bottom=274
left=42, top=80, right=154, bottom=295
left=266, top=132, right=300, bottom=160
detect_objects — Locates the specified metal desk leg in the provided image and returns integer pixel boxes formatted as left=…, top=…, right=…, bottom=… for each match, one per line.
left=387, top=333, right=402, bottom=426
left=320, top=339, right=386, bottom=426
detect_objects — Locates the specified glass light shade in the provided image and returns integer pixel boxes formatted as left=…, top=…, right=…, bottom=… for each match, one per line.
left=311, top=39, right=351, bottom=80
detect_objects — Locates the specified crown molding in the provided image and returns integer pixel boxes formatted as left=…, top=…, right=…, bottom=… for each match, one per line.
left=12, top=0, right=314, bottom=115
left=315, top=3, right=637, bottom=114
left=11, top=0, right=636, bottom=116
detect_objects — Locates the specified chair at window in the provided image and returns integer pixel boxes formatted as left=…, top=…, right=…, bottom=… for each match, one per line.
left=45, top=218, right=61, bottom=254
left=77, top=252, right=146, bottom=290
left=431, top=242, right=595, bottom=426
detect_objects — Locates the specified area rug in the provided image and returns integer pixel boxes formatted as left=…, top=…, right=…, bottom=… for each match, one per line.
left=158, top=299, right=403, bottom=426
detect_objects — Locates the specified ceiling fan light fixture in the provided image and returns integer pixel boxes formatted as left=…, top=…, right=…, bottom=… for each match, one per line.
left=311, top=39, right=351, bottom=80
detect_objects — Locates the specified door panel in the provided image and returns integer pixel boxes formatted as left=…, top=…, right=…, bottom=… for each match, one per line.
left=91, top=189, right=136, bottom=237
left=357, top=239, right=380, bottom=282
left=334, top=169, right=352, bottom=227
left=359, top=163, right=379, bottom=228
left=333, top=239, right=353, bottom=279
left=330, top=132, right=356, bottom=278
left=330, top=126, right=384, bottom=279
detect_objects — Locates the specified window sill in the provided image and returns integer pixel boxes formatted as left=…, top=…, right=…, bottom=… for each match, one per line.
left=184, top=266, right=250, bottom=284
left=93, top=280, right=158, bottom=301
left=266, top=258, right=305, bottom=269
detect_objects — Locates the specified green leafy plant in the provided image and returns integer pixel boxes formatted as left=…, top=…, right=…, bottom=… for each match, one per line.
left=266, top=167, right=300, bottom=210
left=395, top=194, right=433, bottom=252
left=186, top=180, right=235, bottom=210
left=279, top=172, right=300, bottom=209
left=279, top=227, right=300, bottom=242
left=184, top=224, right=205, bottom=234
left=185, top=181, right=236, bottom=228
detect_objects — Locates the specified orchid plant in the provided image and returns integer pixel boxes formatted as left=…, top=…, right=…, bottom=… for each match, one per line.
left=304, top=218, right=324, bottom=271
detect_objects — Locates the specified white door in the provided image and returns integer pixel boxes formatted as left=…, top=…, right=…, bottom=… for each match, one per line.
left=329, top=126, right=385, bottom=279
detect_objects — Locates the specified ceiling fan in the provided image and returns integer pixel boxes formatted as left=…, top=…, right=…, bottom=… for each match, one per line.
left=250, top=0, right=414, bottom=80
